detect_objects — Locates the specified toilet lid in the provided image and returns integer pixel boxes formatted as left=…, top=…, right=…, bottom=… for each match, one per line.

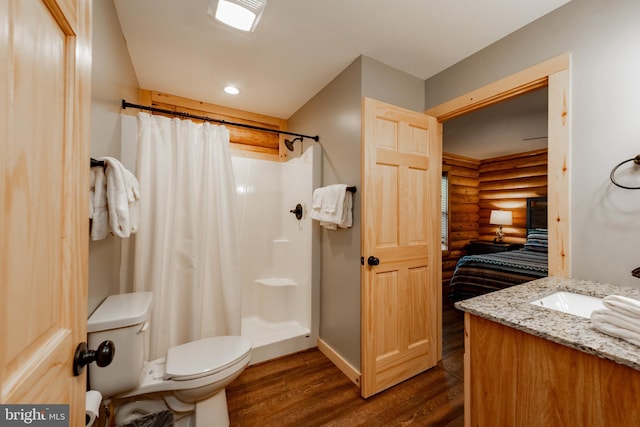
left=164, top=336, right=251, bottom=381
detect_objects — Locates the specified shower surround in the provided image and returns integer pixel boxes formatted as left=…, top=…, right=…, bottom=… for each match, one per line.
left=232, top=144, right=320, bottom=364
left=119, top=114, right=319, bottom=364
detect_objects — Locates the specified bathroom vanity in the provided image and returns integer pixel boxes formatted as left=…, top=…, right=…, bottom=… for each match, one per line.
left=456, top=277, right=640, bottom=426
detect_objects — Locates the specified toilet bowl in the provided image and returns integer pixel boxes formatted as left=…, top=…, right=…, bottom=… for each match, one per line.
left=88, top=292, right=251, bottom=427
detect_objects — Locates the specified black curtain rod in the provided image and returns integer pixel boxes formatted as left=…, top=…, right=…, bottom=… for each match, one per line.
left=121, top=100, right=319, bottom=142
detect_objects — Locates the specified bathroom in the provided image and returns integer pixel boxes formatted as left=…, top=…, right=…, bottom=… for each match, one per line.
left=89, top=0, right=637, bottom=426
left=90, top=0, right=328, bottom=352
left=88, top=108, right=320, bottom=427
left=87, top=2, right=331, bottom=423
left=4, top=0, right=640, bottom=426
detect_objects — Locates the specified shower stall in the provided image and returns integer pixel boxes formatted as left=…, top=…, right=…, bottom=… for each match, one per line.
left=120, top=114, right=320, bottom=365
left=232, top=143, right=320, bottom=364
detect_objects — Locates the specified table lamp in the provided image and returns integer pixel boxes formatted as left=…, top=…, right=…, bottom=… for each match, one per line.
left=490, top=210, right=512, bottom=243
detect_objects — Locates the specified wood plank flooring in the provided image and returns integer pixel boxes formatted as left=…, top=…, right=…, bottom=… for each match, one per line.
left=226, top=302, right=464, bottom=426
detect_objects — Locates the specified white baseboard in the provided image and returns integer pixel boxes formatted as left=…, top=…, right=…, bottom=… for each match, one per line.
left=317, top=338, right=361, bottom=388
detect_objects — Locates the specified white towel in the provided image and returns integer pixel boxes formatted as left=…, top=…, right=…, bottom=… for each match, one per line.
left=91, top=166, right=109, bottom=240
left=89, top=167, right=96, bottom=220
left=591, top=308, right=640, bottom=347
left=312, top=188, right=323, bottom=209
left=310, top=184, right=353, bottom=229
left=603, top=295, right=640, bottom=319
left=99, top=156, right=140, bottom=238
left=321, top=185, right=342, bottom=214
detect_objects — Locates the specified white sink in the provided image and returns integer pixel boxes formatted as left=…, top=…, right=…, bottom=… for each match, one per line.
left=529, top=291, right=605, bottom=318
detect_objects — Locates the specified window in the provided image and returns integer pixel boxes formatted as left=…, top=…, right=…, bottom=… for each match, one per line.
left=441, top=172, right=449, bottom=251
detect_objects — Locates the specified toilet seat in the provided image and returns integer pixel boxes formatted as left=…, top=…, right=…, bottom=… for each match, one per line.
left=165, top=336, right=252, bottom=381
left=119, top=341, right=252, bottom=398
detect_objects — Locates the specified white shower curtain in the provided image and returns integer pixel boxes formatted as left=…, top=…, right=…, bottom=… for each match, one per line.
left=134, top=112, right=241, bottom=360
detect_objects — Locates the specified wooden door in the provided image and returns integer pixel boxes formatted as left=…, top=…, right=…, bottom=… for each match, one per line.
left=361, top=97, right=442, bottom=398
left=1, top=0, right=91, bottom=424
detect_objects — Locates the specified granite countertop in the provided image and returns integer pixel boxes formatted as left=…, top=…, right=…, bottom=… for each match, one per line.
left=455, top=276, right=640, bottom=371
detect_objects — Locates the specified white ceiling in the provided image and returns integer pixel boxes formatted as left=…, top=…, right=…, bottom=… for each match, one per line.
left=113, top=0, right=570, bottom=119
left=444, top=88, right=549, bottom=160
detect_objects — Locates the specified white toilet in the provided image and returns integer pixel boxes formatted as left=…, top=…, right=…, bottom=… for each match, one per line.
left=87, top=292, right=251, bottom=427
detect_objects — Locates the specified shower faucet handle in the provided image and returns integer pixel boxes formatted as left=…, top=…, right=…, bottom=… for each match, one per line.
left=289, top=204, right=303, bottom=220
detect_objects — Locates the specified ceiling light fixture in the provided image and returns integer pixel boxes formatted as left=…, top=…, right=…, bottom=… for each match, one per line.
left=224, top=85, right=240, bottom=95
left=207, top=0, right=266, bottom=32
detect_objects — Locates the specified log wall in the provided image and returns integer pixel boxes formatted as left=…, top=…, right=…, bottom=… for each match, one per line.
left=478, top=149, right=548, bottom=243
left=442, top=153, right=480, bottom=292
left=138, top=90, right=288, bottom=160
left=442, top=149, right=548, bottom=298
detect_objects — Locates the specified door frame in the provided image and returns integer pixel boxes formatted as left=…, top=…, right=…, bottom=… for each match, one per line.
left=425, top=53, right=571, bottom=279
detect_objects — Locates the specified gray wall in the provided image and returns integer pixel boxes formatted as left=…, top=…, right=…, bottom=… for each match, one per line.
left=288, top=58, right=363, bottom=369
left=426, top=0, right=640, bottom=288
left=288, top=56, right=426, bottom=370
left=88, top=0, right=139, bottom=315
left=361, top=56, right=426, bottom=113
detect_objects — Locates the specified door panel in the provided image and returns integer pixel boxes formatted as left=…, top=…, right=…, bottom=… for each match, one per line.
left=361, top=97, right=442, bottom=398
left=1, top=0, right=90, bottom=423
left=408, top=266, right=429, bottom=344
left=375, top=164, right=398, bottom=246
left=407, top=167, right=427, bottom=244
left=373, top=271, right=399, bottom=357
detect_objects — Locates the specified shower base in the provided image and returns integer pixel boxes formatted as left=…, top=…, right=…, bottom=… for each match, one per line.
left=241, top=316, right=313, bottom=365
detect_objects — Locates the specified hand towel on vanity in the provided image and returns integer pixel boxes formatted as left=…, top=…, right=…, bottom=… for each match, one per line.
left=99, top=156, right=140, bottom=238
left=310, top=184, right=353, bottom=229
left=90, top=166, right=109, bottom=240
left=591, top=308, right=640, bottom=347
left=603, top=294, right=640, bottom=318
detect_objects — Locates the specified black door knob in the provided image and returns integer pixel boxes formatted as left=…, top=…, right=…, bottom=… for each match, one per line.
left=367, top=256, right=380, bottom=266
left=73, top=340, right=115, bottom=376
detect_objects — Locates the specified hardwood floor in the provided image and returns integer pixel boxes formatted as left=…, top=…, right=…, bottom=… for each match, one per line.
left=227, top=302, right=464, bottom=426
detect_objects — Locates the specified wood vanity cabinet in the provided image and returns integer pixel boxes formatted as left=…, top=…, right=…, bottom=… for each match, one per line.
left=464, top=313, right=640, bottom=426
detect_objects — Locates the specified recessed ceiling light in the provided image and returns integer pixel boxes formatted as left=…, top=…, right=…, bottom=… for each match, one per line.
left=207, top=0, right=266, bottom=32
left=224, top=85, right=240, bottom=95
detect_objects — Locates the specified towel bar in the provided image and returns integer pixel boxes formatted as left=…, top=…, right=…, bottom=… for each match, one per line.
left=91, top=158, right=105, bottom=167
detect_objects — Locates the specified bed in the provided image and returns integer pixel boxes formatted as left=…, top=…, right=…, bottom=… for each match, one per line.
left=450, top=198, right=548, bottom=301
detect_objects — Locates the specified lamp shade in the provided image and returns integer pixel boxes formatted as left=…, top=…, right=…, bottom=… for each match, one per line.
left=489, top=210, right=512, bottom=226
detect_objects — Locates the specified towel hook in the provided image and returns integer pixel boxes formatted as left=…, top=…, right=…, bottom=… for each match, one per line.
left=610, top=154, right=640, bottom=189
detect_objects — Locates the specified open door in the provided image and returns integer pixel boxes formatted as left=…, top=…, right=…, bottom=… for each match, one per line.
left=361, top=97, right=442, bottom=398
left=1, top=0, right=91, bottom=424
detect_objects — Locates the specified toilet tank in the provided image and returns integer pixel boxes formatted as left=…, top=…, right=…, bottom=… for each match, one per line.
left=87, top=292, right=153, bottom=398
